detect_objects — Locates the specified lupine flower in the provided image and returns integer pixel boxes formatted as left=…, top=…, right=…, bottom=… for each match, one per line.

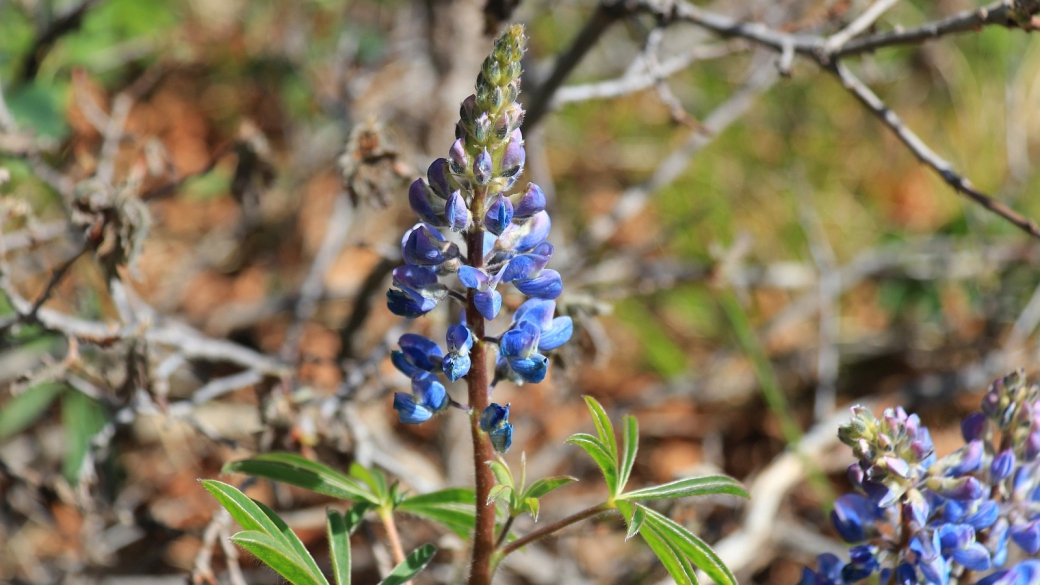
left=479, top=403, right=513, bottom=453
left=383, top=25, right=572, bottom=446
left=393, top=373, right=449, bottom=424
left=803, top=370, right=1040, bottom=585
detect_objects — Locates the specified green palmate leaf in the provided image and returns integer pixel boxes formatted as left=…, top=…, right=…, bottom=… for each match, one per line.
left=203, top=480, right=284, bottom=535
left=0, top=382, right=64, bottom=441
left=616, top=501, right=646, bottom=541
left=232, top=531, right=327, bottom=585
left=61, top=389, right=107, bottom=483
left=640, top=522, right=697, bottom=585
left=620, top=475, right=749, bottom=502
left=326, top=510, right=351, bottom=585
left=397, top=488, right=476, bottom=538
left=379, top=543, right=437, bottom=585
left=487, top=460, right=515, bottom=490
left=566, top=433, right=619, bottom=496
left=641, top=507, right=736, bottom=585
left=619, top=414, right=639, bottom=493
left=223, top=453, right=378, bottom=504
left=523, top=476, right=578, bottom=500
left=583, top=396, right=618, bottom=461
left=254, top=499, right=326, bottom=582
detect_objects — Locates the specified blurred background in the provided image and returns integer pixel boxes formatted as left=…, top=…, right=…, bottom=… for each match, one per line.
left=2, top=0, right=1040, bottom=583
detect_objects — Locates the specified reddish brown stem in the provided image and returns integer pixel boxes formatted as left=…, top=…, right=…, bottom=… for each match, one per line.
left=466, top=189, right=496, bottom=585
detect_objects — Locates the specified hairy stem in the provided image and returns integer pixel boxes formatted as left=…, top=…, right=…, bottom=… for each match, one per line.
left=498, top=503, right=612, bottom=557
left=467, top=187, right=496, bottom=585
left=379, top=509, right=407, bottom=566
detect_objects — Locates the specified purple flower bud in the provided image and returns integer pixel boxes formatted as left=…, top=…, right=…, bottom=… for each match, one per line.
left=515, top=183, right=546, bottom=219
left=445, top=191, right=469, bottom=231
left=449, top=138, right=468, bottom=174
left=500, top=137, right=525, bottom=177
left=497, top=210, right=551, bottom=252
left=473, top=112, right=492, bottom=144
left=403, top=224, right=455, bottom=266
left=1026, top=430, right=1040, bottom=462
left=474, top=148, right=493, bottom=185
left=460, top=94, right=476, bottom=125
left=982, top=390, right=1001, bottom=418
left=427, top=158, right=453, bottom=199
left=409, top=179, right=445, bottom=226
left=847, top=461, right=866, bottom=486
left=991, top=448, right=1016, bottom=481
left=484, top=196, right=514, bottom=235
left=928, top=476, right=987, bottom=501
left=961, top=412, right=987, bottom=442
left=882, top=456, right=910, bottom=478
left=1011, top=520, right=1040, bottom=555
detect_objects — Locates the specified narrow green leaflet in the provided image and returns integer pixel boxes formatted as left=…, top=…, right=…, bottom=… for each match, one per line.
left=616, top=501, right=646, bottom=541
left=378, top=544, right=437, bottom=585
left=223, top=453, right=378, bottom=504
left=61, top=388, right=107, bottom=483
left=343, top=501, right=375, bottom=534
left=583, top=396, right=618, bottom=460
left=202, top=480, right=284, bottom=535
left=640, top=522, right=697, bottom=585
left=566, top=433, right=619, bottom=496
left=620, top=475, right=749, bottom=502
left=523, top=476, right=577, bottom=500
left=349, top=462, right=389, bottom=503
left=641, top=506, right=736, bottom=585
left=487, top=460, right=514, bottom=490
left=487, top=484, right=513, bottom=506
left=618, top=414, right=638, bottom=493
left=0, top=382, right=63, bottom=441
left=397, top=488, right=476, bottom=538
left=255, top=499, right=326, bottom=582
left=326, top=510, right=351, bottom=585
left=232, top=531, right=327, bottom=585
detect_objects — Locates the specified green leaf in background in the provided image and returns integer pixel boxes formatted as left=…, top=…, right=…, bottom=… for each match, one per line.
left=566, top=432, right=619, bottom=497
left=61, top=389, right=106, bottom=483
left=619, top=475, right=749, bottom=502
left=618, top=414, right=639, bottom=493
left=326, top=510, right=352, bottom=585
left=523, top=476, right=577, bottom=500
left=378, top=543, right=437, bottom=585
left=231, top=531, right=326, bottom=585
left=396, top=488, right=476, bottom=538
left=349, top=462, right=390, bottom=503
left=640, top=520, right=697, bottom=585
left=223, top=452, right=379, bottom=504
left=255, top=499, right=327, bottom=582
left=583, top=396, right=618, bottom=461
left=0, top=382, right=64, bottom=441
left=5, top=82, right=69, bottom=139
left=202, top=480, right=328, bottom=585
left=641, top=506, right=736, bottom=585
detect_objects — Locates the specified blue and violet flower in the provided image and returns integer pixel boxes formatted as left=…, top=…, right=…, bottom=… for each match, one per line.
left=385, top=25, right=572, bottom=452
left=803, top=369, right=1040, bottom=585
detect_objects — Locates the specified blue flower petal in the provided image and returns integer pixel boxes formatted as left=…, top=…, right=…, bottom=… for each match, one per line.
left=515, top=269, right=563, bottom=299
left=442, top=352, right=471, bottom=382
left=412, top=373, right=448, bottom=412
left=490, top=422, right=513, bottom=453
left=538, top=317, right=573, bottom=351
left=393, top=392, right=434, bottom=424
left=508, top=354, right=548, bottom=384
left=475, top=289, right=502, bottom=320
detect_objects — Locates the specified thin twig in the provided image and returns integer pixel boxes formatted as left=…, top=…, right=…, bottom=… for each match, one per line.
left=797, top=192, right=840, bottom=420
left=824, top=0, right=901, bottom=52
left=499, top=503, right=612, bottom=557
left=27, top=244, right=88, bottom=321
left=831, top=61, right=1040, bottom=240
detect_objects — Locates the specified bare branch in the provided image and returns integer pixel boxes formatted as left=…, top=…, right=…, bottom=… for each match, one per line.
left=824, top=0, right=901, bottom=52
left=832, top=61, right=1040, bottom=240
